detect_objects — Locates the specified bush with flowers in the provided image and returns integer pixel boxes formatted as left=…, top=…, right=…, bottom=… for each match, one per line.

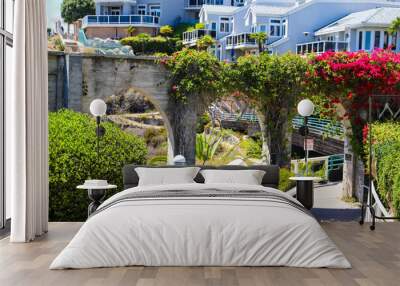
left=309, top=49, right=400, bottom=157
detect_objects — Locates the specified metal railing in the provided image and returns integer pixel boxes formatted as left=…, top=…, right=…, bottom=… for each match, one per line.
left=292, top=154, right=344, bottom=180
left=296, top=41, right=348, bottom=55
left=226, top=33, right=256, bottom=49
left=82, top=15, right=160, bottom=28
left=182, top=29, right=216, bottom=45
left=185, top=0, right=224, bottom=8
left=292, top=115, right=344, bottom=137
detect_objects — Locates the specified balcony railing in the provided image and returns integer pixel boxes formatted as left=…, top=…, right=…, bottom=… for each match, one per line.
left=296, top=41, right=348, bottom=55
left=182, top=29, right=216, bottom=45
left=184, top=0, right=224, bottom=9
left=226, top=33, right=256, bottom=49
left=82, top=15, right=160, bottom=28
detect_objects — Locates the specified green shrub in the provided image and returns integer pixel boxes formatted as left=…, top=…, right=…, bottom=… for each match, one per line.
left=49, top=109, right=147, bottom=221
left=241, top=137, right=262, bottom=159
left=197, top=112, right=211, bottom=133
left=144, top=128, right=167, bottom=148
left=160, top=25, right=174, bottom=37
left=366, top=121, right=400, bottom=215
left=195, top=23, right=205, bottom=29
left=173, top=22, right=193, bottom=39
left=120, top=35, right=182, bottom=55
left=279, top=168, right=296, bottom=192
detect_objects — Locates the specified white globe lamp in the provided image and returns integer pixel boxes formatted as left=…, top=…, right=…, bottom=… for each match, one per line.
left=90, top=99, right=107, bottom=164
left=297, top=99, right=314, bottom=117
left=90, top=99, right=107, bottom=117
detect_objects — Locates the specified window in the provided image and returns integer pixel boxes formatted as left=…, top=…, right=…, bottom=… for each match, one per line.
left=149, top=5, right=161, bottom=17
left=137, top=5, right=146, bottom=15
left=259, top=25, right=266, bottom=33
left=358, top=31, right=363, bottom=50
left=1, top=0, right=14, bottom=230
left=211, top=22, right=216, bottom=31
left=110, top=6, right=121, bottom=15
left=282, top=19, right=287, bottom=36
left=220, top=17, right=230, bottom=33
left=270, top=19, right=281, bottom=37
left=235, top=0, right=244, bottom=6
left=383, top=31, right=389, bottom=49
left=365, top=31, right=371, bottom=50
left=374, top=31, right=381, bottom=48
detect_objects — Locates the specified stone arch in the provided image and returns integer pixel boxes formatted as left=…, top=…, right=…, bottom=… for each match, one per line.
left=78, top=55, right=176, bottom=163
left=57, top=53, right=201, bottom=164
left=104, top=86, right=175, bottom=163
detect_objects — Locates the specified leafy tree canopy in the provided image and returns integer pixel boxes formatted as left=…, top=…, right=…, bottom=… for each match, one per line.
left=61, top=0, right=95, bottom=24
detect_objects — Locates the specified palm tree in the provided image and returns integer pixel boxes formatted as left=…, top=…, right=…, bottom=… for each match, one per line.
left=127, top=26, right=136, bottom=37
left=388, top=17, right=400, bottom=50
left=388, top=17, right=400, bottom=36
left=250, top=32, right=268, bottom=53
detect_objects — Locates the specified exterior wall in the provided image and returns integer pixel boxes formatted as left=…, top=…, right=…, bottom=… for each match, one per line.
left=85, top=26, right=157, bottom=39
left=94, top=0, right=191, bottom=26
left=47, top=51, right=205, bottom=164
left=272, top=2, right=400, bottom=54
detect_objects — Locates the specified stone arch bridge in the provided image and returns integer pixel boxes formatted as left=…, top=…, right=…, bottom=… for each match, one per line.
left=48, top=51, right=200, bottom=164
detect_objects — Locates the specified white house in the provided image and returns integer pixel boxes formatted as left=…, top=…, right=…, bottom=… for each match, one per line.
left=185, top=0, right=400, bottom=60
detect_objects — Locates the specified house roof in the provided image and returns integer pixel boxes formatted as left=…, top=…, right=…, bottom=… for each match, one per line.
left=315, top=7, right=400, bottom=35
left=247, top=4, right=296, bottom=16
left=200, top=5, right=242, bottom=16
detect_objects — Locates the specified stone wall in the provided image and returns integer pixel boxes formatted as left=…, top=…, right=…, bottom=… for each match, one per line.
left=85, top=27, right=157, bottom=39
left=47, top=51, right=201, bottom=164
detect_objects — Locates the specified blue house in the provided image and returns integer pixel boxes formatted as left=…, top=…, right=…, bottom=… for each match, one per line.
left=81, top=0, right=242, bottom=39
left=183, top=0, right=400, bottom=60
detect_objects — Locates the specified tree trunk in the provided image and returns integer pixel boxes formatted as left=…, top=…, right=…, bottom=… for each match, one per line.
left=168, top=94, right=206, bottom=165
left=258, top=108, right=292, bottom=167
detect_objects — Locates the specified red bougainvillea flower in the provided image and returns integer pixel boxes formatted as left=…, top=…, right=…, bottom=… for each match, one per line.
left=362, top=124, right=369, bottom=144
left=310, top=49, right=400, bottom=156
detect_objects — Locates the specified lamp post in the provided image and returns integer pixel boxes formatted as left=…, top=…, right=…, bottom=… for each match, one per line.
left=297, top=99, right=315, bottom=176
left=90, top=99, right=107, bottom=164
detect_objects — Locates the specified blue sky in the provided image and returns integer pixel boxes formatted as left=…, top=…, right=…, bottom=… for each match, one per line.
left=47, top=0, right=63, bottom=29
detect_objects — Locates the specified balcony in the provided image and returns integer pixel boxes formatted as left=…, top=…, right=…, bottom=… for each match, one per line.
left=82, top=15, right=160, bottom=29
left=182, top=29, right=216, bottom=46
left=225, top=33, right=257, bottom=50
left=184, top=0, right=224, bottom=9
left=296, top=41, right=348, bottom=55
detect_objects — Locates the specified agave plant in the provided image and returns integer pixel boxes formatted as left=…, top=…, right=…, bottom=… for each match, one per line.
left=196, top=131, right=223, bottom=165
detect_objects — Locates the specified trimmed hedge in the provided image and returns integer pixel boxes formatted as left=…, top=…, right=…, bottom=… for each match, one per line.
left=120, top=34, right=182, bottom=55
left=49, top=109, right=147, bottom=221
left=366, top=122, right=400, bottom=215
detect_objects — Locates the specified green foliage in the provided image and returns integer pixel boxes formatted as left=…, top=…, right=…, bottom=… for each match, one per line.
left=164, top=48, right=227, bottom=102
left=120, top=35, right=182, bottom=55
left=279, top=168, right=296, bottom=192
left=196, top=131, right=223, bottom=165
left=197, top=112, right=211, bottom=133
left=147, top=155, right=168, bottom=166
left=144, top=128, right=167, bottom=148
left=196, top=35, right=215, bottom=50
left=229, top=53, right=309, bottom=166
left=49, top=109, right=147, bottom=221
left=160, top=25, right=174, bottom=37
left=366, top=122, right=400, bottom=215
left=195, top=23, right=206, bottom=29
left=240, top=137, right=262, bottom=158
left=388, top=17, right=400, bottom=36
left=127, top=25, right=136, bottom=37
left=250, top=32, right=268, bottom=52
left=173, top=22, right=194, bottom=39
left=61, top=0, right=95, bottom=24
